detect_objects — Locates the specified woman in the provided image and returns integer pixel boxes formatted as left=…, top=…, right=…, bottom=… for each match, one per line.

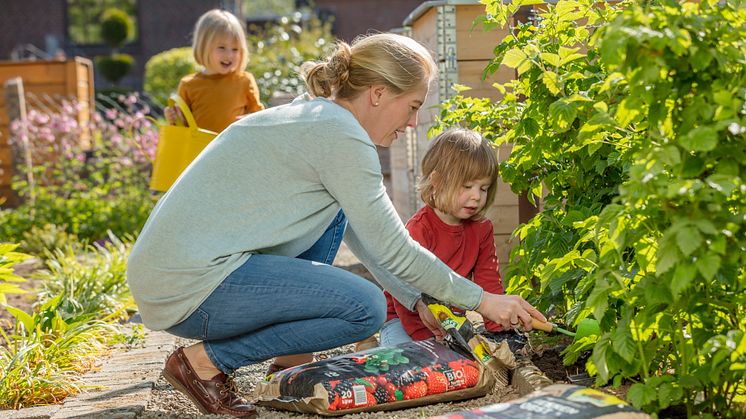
left=127, top=33, right=545, bottom=418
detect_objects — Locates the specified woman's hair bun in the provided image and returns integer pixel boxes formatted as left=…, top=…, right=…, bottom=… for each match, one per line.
left=326, top=42, right=352, bottom=87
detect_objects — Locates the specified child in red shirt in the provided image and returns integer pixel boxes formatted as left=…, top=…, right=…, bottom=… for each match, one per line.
left=381, top=128, right=505, bottom=345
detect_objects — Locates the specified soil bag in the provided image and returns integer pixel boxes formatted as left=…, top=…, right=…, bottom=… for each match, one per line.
left=428, top=384, right=650, bottom=418
left=254, top=339, right=507, bottom=415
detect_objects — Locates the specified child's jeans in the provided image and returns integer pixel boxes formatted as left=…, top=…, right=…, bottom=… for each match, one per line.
left=165, top=210, right=387, bottom=374
left=379, top=318, right=414, bottom=346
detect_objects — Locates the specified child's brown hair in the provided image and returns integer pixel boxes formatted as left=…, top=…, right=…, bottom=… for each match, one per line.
left=418, top=128, right=499, bottom=220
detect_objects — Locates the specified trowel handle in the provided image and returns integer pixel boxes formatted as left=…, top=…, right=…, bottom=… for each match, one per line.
left=531, top=317, right=555, bottom=333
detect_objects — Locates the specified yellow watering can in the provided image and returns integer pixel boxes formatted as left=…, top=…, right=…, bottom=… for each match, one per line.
left=149, top=94, right=217, bottom=192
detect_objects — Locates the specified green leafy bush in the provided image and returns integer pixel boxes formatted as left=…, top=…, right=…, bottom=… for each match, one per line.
left=435, top=0, right=745, bottom=415
left=96, top=53, right=135, bottom=84
left=100, top=8, right=134, bottom=48
left=143, top=47, right=197, bottom=105
left=96, top=7, right=135, bottom=84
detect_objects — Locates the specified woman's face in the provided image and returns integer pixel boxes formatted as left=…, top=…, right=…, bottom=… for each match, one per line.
left=369, top=84, right=429, bottom=147
left=205, top=34, right=241, bottom=75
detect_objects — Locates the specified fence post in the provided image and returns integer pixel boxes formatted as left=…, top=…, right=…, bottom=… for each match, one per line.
left=4, top=77, right=35, bottom=206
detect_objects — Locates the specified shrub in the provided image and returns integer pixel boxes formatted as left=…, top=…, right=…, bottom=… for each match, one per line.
left=96, top=53, right=135, bottom=84
left=96, top=7, right=135, bottom=85
left=143, top=47, right=197, bottom=106
left=100, top=8, right=134, bottom=48
left=435, top=0, right=745, bottom=415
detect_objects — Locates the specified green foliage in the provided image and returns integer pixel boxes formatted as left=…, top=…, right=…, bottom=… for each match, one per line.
left=20, top=224, right=83, bottom=258
left=436, top=0, right=745, bottom=414
left=586, top=0, right=746, bottom=414
left=0, top=296, right=116, bottom=409
left=95, top=53, right=135, bottom=84
left=0, top=95, right=157, bottom=245
left=95, top=7, right=135, bottom=85
left=99, top=8, right=134, bottom=48
left=247, top=12, right=336, bottom=104
left=67, top=0, right=137, bottom=45
left=0, top=244, right=29, bottom=305
left=35, top=235, right=134, bottom=323
left=143, top=47, right=198, bottom=105
left=0, top=235, right=134, bottom=408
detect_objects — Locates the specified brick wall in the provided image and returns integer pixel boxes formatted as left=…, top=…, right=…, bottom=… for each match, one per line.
left=0, top=0, right=66, bottom=60
left=315, top=0, right=423, bottom=42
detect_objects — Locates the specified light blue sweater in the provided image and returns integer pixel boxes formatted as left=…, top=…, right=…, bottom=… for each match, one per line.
left=126, top=95, right=484, bottom=330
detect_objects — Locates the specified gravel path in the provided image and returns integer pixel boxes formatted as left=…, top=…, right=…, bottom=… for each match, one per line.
left=141, top=243, right=521, bottom=418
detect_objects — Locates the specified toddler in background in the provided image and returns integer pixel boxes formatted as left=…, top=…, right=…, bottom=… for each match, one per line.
left=381, top=128, right=505, bottom=346
left=165, top=9, right=264, bottom=133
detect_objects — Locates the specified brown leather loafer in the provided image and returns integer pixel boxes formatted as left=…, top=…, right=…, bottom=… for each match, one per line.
left=162, top=347, right=257, bottom=418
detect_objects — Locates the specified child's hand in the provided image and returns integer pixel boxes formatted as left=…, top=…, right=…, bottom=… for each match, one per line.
left=415, top=299, right=446, bottom=341
left=476, top=292, right=546, bottom=331
left=164, top=106, right=186, bottom=126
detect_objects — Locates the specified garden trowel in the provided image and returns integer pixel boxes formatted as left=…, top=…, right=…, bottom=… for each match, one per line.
left=532, top=318, right=600, bottom=341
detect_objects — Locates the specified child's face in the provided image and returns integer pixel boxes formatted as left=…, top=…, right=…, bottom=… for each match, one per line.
left=438, top=176, right=492, bottom=225
left=205, top=34, right=241, bottom=75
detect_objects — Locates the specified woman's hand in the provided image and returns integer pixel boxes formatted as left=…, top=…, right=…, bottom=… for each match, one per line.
left=415, top=299, right=446, bottom=341
left=476, top=292, right=546, bottom=331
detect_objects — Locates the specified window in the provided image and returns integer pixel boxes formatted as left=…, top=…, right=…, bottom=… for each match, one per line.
left=67, top=0, right=138, bottom=45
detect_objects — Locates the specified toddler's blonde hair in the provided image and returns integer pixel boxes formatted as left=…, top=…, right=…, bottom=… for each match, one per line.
left=192, top=9, right=249, bottom=72
left=301, top=33, right=437, bottom=100
left=418, top=129, right=499, bottom=221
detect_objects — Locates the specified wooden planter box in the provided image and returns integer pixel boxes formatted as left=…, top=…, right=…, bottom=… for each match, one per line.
left=0, top=57, right=94, bottom=206
left=391, top=0, right=520, bottom=270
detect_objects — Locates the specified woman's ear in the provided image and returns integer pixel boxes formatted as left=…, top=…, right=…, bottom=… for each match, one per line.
left=369, top=85, right=385, bottom=106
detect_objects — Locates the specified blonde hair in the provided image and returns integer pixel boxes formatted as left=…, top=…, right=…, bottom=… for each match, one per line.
left=192, top=9, right=249, bottom=72
left=419, top=129, right=499, bottom=220
left=301, top=33, right=437, bottom=99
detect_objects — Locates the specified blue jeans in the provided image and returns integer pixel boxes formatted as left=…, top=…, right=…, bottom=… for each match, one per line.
left=379, top=318, right=414, bottom=346
left=166, top=211, right=386, bottom=374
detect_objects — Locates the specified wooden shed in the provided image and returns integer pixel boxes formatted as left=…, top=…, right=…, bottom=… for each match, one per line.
left=0, top=57, right=94, bottom=206
left=390, top=0, right=521, bottom=273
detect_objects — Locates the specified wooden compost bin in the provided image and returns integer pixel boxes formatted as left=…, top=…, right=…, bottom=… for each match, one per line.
left=392, top=0, right=519, bottom=272
left=0, top=57, right=94, bottom=206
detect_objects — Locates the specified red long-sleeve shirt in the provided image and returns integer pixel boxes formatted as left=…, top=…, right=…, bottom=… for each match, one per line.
left=384, top=205, right=505, bottom=340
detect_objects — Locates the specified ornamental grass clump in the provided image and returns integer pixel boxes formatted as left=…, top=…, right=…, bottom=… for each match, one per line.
left=35, top=234, right=134, bottom=323
left=0, top=296, right=116, bottom=409
left=0, top=237, right=136, bottom=409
